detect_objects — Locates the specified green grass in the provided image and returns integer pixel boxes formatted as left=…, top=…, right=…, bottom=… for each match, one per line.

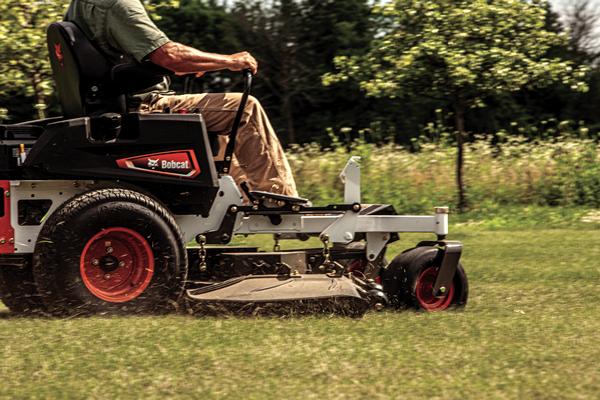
left=1, top=227, right=600, bottom=399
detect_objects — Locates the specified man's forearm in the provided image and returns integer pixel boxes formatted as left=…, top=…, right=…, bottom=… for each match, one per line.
left=149, top=41, right=257, bottom=75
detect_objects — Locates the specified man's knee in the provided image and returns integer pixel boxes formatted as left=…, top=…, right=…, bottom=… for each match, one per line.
left=247, top=94, right=261, bottom=111
left=226, top=92, right=260, bottom=111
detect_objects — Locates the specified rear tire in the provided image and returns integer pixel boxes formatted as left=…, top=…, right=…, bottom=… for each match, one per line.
left=382, top=247, right=468, bottom=311
left=33, top=188, right=187, bottom=316
left=0, top=261, right=45, bottom=314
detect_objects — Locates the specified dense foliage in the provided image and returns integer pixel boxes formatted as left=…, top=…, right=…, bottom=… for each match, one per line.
left=0, top=1, right=65, bottom=119
left=2, top=0, right=598, bottom=143
left=325, top=0, right=588, bottom=210
left=1, top=0, right=599, bottom=211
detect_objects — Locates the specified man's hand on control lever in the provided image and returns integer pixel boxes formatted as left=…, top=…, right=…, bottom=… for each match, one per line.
left=227, top=52, right=258, bottom=75
left=149, top=41, right=258, bottom=77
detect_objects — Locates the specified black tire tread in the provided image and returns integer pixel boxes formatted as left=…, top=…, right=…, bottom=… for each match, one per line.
left=32, top=188, right=187, bottom=315
left=381, top=246, right=433, bottom=306
left=0, top=263, right=45, bottom=314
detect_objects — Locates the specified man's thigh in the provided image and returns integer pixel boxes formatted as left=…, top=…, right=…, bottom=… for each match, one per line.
left=149, top=93, right=244, bottom=134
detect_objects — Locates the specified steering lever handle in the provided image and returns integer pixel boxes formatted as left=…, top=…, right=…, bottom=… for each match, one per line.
left=243, top=69, right=253, bottom=92
left=219, top=69, right=255, bottom=175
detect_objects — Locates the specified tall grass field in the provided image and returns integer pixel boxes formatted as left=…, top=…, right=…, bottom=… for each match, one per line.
left=289, top=135, right=600, bottom=213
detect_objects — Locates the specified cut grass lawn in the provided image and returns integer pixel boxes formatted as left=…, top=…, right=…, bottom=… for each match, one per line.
left=1, top=227, right=599, bottom=399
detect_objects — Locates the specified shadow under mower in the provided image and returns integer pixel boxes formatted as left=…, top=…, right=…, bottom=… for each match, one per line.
left=0, top=22, right=468, bottom=317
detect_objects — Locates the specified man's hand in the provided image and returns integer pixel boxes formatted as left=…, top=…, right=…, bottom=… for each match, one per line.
left=149, top=42, right=258, bottom=77
left=227, top=52, right=258, bottom=75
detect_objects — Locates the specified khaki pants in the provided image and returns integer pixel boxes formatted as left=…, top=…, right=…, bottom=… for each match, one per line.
left=141, top=93, right=298, bottom=197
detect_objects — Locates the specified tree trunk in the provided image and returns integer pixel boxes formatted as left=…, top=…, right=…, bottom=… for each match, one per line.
left=31, top=73, right=46, bottom=120
left=453, top=102, right=467, bottom=213
left=282, top=95, right=296, bottom=144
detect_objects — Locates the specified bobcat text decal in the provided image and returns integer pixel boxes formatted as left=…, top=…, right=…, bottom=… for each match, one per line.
left=116, top=150, right=201, bottom=179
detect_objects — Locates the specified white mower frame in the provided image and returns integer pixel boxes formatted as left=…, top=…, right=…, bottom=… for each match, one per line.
left=5, top=157, right=450, bottom=263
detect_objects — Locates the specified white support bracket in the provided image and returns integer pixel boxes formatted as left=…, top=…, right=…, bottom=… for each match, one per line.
left=366, top=232, right=390, bottom=261
left=175, top=176, right=244, bottom=243
left=320, top=157, right=362, bottom=244
left=320, top=210, right=359, bottom=244
left=340, top=156, right=361, bottom=204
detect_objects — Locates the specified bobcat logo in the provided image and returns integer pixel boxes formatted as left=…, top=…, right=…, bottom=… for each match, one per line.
left=117, top=150, right=201, bottom=179
left=147, top=158, right=159, bottom=169
left=54, top=43, right=64, bottom=67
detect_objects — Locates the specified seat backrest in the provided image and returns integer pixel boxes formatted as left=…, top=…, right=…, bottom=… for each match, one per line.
left=47, top=22, right=170, bottom=118
left=47, top=22, right=117, bottom=118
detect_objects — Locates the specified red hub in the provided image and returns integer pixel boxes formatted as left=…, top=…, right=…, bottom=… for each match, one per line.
left=415, top=266, right=455, bottom=311
left=80, top=227, right=155, bottom=303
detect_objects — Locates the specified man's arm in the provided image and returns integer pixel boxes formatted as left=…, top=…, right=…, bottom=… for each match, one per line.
left=148, top=42, right=258, bottom=76
left=106, top=0, right=257, bottom=75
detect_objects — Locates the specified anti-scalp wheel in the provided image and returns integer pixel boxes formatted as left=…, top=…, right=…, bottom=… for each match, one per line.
left=381, top=246, right=468, bottom=311
left=32, top=188, right=187, bottom=315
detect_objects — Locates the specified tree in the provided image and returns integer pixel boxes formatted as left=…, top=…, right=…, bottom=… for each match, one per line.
left=226, top=0, right=373, bottom=144
left=159, top=0, right=233, bottom=52
left=563, top=0, right=600, bottom=64
left=0, top=1, right=65, bottom=120
left=325, top=0, right=589, bottom=212
left=226, top=0, right=313, bottom=144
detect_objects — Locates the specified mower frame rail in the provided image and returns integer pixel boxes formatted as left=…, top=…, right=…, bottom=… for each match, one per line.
left=175, top=157, right=450, bottom=262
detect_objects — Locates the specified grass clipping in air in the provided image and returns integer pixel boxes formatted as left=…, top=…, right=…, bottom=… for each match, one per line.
left=183, top=297, right=370, bottom=318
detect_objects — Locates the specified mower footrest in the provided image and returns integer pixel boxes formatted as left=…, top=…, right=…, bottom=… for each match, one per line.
left=249, top=191, right=310, bottom=205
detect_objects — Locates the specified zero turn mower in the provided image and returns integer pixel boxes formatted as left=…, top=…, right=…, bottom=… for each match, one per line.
left=0, top=22, right=468, bottom=316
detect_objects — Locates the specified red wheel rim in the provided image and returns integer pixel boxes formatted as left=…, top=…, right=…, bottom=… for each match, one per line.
left=415, top=266, right=455, bottom=311
left=80, top=227, right=154, bottom=303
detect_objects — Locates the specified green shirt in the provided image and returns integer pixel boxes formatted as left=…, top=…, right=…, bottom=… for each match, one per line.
left=66, top=0, right=170, bottom=63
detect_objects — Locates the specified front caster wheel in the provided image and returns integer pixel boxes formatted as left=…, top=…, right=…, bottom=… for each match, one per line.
left=33, top=189, right=187, bottom=316
left=381, top=247, right=468, bottom=311
left=411, top=265, right=456, bottom=311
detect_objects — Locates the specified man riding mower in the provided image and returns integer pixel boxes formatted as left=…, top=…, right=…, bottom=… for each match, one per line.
left=0, top=0, right=468, bottom=316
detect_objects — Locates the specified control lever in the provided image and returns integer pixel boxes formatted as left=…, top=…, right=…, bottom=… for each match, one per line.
left=219, top=70, right=253, bottom=174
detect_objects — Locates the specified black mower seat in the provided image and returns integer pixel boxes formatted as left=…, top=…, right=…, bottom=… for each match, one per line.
left=250, top=190, right=310, bottom=205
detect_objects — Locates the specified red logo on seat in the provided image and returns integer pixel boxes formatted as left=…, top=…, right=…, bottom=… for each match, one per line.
left=116, top=150, right=201, bottom=179
left=54, top=43, right=64, bottom=66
